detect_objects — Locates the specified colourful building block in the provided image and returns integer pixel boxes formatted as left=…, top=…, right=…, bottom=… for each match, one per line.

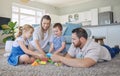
left=54, top=62, right=62, bottom=66
left=41, top=58, right=48, bottom=62
left=46, top=53, right=52, bottom=58
left=40, top=61, right=47, bottom=64
left=48, top=59, right=54, bottom=64
left=31, top=61, right=39, bottom=66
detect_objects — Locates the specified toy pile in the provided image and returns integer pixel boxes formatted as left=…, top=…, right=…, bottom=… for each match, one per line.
left=31, top=53, right=62, bottom=66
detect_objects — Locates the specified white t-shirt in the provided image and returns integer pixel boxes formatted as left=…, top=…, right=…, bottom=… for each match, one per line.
left=13, top=36, right=29, bottom=47
left=31, top=26, right=52, bottom=50
left=68, top=39, right=111, bottom=62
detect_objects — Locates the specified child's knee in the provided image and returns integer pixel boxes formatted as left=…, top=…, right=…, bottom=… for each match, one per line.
left=19, top=54, right=30, bottom=63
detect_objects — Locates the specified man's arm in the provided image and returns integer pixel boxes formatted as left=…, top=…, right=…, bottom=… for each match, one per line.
left=51, top=54, right=96, bottom=68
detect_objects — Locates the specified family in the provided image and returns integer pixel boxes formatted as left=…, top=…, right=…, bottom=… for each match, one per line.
left=8, top=15, right=119, bottom=68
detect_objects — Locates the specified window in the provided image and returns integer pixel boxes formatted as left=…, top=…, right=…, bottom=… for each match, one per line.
left=12, top=3, right=45, bottom=26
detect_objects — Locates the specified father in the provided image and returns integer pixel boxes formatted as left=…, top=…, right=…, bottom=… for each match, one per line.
left=51, top=28, right=112, bottom=68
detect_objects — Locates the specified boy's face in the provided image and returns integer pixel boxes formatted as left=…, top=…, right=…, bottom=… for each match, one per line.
left=53, top=27, right=62, bottom=37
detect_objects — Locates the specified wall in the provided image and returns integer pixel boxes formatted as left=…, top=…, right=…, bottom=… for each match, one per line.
left=0, top=0, right=59, bottom=43
left=83, top=24, right=120, bottom=47
left=0, top=0, right=58, bottom=18
left=58, top=0, right=120, bottom=23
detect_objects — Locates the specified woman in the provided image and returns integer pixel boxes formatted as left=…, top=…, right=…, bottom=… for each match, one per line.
left=30, top=15, right=52, bottom=57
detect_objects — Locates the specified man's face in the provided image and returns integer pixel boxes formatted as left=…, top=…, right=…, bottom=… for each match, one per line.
left=72, top=33, right=81, bottom=47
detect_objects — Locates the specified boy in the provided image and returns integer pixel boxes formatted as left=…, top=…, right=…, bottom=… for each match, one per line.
left=49, top=23, right=66, bottom=55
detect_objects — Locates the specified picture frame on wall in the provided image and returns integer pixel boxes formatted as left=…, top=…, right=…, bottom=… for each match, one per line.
left=68, top=15, right=73, bottom=22
left=74, top=14, right=79, bottom=21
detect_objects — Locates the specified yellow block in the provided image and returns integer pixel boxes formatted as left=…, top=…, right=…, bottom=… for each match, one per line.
left=40, top=61, right=47, bottom=65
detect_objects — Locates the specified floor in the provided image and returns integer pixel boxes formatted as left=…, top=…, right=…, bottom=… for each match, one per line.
left=0, top=49, right=4, bottom=57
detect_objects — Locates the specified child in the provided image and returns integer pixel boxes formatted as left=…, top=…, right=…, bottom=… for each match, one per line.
left=8, top=24, right=44, bottom=66
left=49, top=23, right=66, bottom=55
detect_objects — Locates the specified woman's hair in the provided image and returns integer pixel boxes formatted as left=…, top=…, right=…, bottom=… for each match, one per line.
left=15, top=24, right=34, bottom=38
left=40, top=15, right=51, bottom=40
left=72, top=28, right=88, bottom=39
left=40, top=15, right=51, bottom=26
left=53, top=23, right=63, bottom=31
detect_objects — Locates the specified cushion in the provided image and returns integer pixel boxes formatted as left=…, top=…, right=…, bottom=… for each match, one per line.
left=63, top=23, right=82, bottom=35
left=64, top=36, right=71, bottom=44
left=62, top=25, right=68, bottom=35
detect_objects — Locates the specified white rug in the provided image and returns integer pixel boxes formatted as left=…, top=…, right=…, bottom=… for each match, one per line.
left=0, top=49, right=120, bottom=76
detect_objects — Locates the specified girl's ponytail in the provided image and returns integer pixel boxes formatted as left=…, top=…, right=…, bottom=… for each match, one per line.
left=15, top=26, right=23, bottom=38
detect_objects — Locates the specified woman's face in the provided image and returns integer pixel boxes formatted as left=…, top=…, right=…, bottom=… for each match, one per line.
left=41, top=19, right=51, bottom=31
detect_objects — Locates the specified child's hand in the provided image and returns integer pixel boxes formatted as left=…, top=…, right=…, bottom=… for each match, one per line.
left=38, top=54, right=46, bottom=59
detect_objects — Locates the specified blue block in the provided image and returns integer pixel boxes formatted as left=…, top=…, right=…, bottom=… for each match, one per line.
left=46, top=53, right=52, bottom=58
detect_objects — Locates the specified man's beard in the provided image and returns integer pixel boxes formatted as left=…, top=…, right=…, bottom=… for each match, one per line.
left=73, top=41, right=81, bottom=48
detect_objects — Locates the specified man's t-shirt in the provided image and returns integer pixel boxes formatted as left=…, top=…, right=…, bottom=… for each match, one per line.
left=68, top=39, right=111, bottom=62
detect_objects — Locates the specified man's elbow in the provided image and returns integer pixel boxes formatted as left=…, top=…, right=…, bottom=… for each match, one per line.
left=78, top=61, right=97, bottom=68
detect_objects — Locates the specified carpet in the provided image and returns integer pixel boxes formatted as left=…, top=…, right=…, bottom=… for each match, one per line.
left=0, top=49, right=120, bottom=76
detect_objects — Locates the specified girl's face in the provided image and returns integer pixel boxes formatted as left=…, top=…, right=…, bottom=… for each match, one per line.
left=41, top=19, right=51, bottom=31
left=25, top=29, right=34, bottom=39
left=53, top=27, right=62, bottom=37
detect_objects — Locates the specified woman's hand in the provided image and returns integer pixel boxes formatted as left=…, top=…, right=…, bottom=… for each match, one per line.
left=38, top=54, right=46, bottom=59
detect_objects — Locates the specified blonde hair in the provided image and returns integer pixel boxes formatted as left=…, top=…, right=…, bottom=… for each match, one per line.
left=15, top=24, right=34, bottom=38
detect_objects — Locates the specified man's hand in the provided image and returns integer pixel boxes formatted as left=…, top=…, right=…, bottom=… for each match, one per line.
left=51, top=54, right=61, bottom=62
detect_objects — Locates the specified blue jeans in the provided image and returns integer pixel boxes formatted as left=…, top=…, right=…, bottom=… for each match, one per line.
left=103, top=45, right=120, bottom=58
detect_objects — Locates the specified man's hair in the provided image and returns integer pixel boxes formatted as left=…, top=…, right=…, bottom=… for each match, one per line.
left=53, top=23, right=63, bottom=31
left=72, top=28, right=88, bottom=39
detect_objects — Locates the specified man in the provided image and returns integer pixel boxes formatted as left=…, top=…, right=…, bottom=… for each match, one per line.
left=51, top=28, right=112, bottom=68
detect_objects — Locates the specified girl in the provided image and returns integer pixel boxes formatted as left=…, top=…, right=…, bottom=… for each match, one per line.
left=8, top=24, right=44, bottom=66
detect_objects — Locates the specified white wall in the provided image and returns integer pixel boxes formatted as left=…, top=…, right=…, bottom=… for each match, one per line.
left=0, top=0, right=58, bottom=18
left=58, top=0, right=120, bottom=23
left=83, top=24, right=120, bottom=47
left=0, top=0, right=59, bottom=43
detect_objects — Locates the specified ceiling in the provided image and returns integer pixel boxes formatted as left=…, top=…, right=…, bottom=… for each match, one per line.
left=31, top=0, right=95, bottom=8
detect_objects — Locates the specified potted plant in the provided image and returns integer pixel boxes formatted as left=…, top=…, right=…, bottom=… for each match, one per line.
left=1, top=21, right=17, bottom=57
left=1, top=21, right=17, bottom=43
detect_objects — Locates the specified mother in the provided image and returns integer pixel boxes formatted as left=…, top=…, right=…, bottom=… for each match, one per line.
left=30, top=15, right=52, bottom=57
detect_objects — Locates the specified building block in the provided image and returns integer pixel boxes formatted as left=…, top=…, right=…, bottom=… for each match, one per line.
left=46, top=53, right=52, bottom=58
left=40, top=61, right=47, bottom=65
